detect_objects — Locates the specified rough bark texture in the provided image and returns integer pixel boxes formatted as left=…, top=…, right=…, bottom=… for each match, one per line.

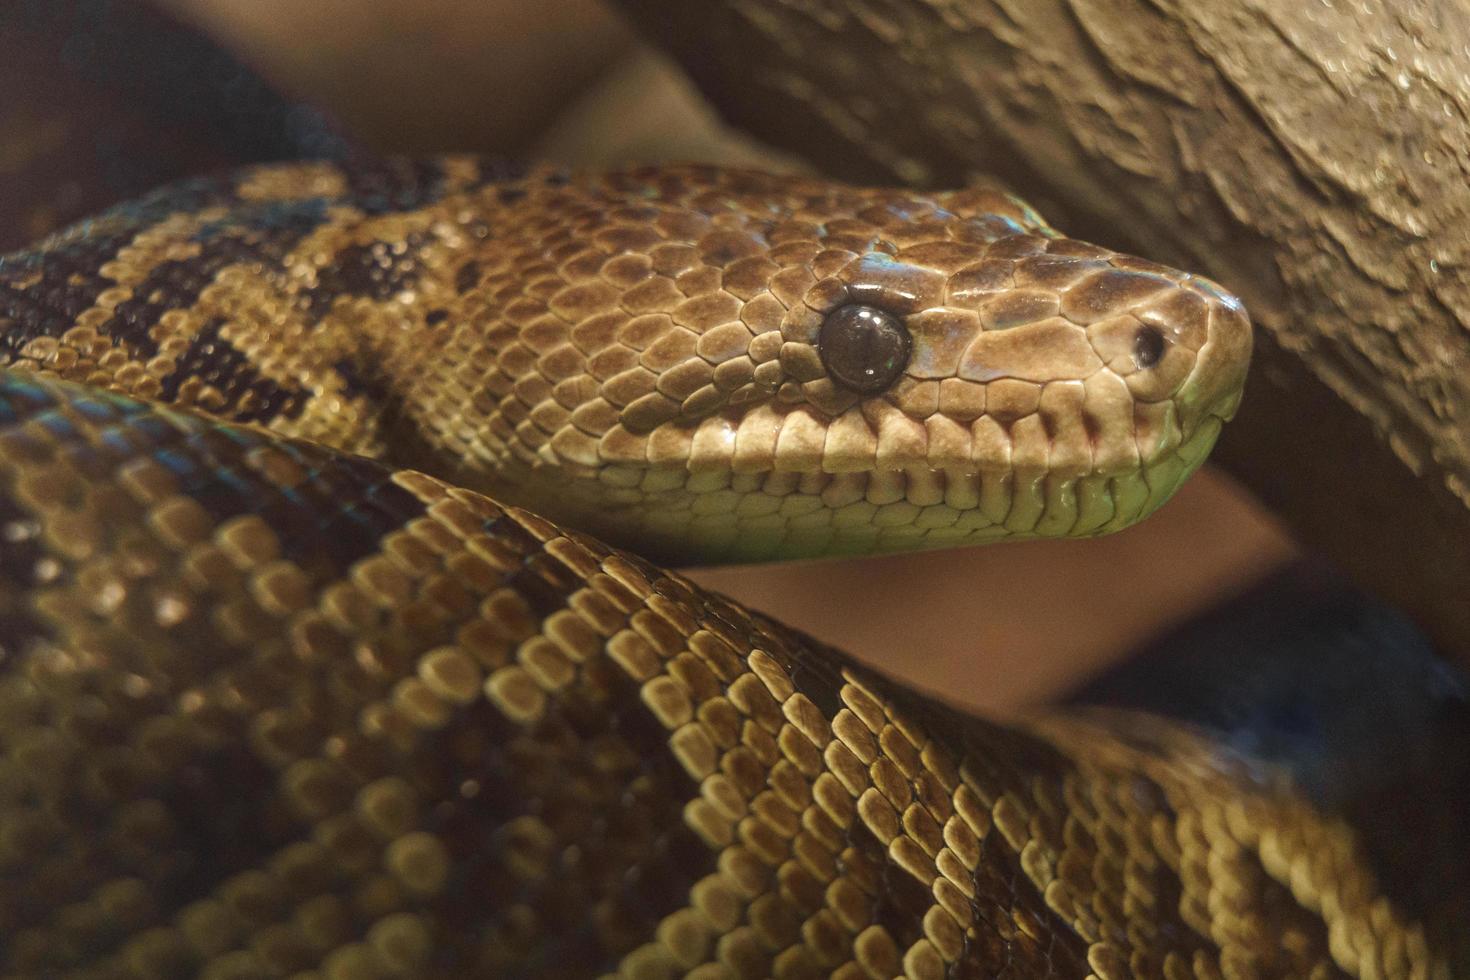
left=616, top=0, right=1470, bottom=662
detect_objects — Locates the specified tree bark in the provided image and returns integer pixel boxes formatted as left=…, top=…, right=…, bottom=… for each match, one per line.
left=617, top=0, right=1470, bottom=662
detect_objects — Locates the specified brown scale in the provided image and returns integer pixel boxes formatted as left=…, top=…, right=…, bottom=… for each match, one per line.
left=0, top=161, right=1450, bottom=978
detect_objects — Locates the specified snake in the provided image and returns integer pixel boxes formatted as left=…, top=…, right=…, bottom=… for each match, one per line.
left=0, top=154, right=1455, bottom=979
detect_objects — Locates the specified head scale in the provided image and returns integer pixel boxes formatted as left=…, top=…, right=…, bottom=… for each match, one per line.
left=432, top=165, right=1252, bottom=564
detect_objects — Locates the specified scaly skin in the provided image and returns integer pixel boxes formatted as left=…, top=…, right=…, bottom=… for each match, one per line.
left=0, top=160, right=1446, bottom=977
left=1, top=159, right=1249, bottom=562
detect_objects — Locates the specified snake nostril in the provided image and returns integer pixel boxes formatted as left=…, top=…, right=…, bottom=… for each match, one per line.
left=1134, top=324, right=1167, bottom=369
left=818, top=303, right=912, bottom=394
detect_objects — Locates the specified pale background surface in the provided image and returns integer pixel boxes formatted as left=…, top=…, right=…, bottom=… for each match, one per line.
left=155, top=0, right=1297, bottom=713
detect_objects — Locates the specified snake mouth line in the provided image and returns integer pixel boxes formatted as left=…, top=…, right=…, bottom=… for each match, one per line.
left=521, top=412, right=1225, bottom=557
left=576, top=393, right=1207, bottom=479
left=583, top=398, right=1216, bottom=482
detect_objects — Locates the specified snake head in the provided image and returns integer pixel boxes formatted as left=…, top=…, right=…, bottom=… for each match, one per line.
left=457, top=166, right=1252, bottom=563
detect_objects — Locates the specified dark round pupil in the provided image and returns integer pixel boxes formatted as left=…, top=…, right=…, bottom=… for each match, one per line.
left=818, top=304, right=911, bottom=394
left=1134, top=325, right=1167, bottom=368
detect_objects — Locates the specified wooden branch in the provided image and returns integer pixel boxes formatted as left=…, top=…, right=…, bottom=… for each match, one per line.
left=617, top=0, right=1470, bottom=660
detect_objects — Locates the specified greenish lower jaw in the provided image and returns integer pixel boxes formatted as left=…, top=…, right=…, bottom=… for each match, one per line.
left=504, top=415, right=1226, bottom=566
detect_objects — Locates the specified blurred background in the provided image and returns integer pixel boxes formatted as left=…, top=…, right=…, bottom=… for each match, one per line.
left=2, top=0, right=1297, bottom=714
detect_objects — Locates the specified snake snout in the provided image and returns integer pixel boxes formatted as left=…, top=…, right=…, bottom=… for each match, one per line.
left=1066, top=263, right=1252, bottom=466
left=1173, top=275, right=1253, bottom=433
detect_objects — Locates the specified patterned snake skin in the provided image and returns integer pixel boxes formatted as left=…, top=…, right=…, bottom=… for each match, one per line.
left=0, top=159, right=1451, bottom=978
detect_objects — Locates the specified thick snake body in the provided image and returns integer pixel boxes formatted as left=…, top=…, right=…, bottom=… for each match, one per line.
left=0, top=159, right=1451, bottom=978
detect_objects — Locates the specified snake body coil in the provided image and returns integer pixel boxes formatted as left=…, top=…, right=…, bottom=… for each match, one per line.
left=0, top=160, right=1449, bottom=977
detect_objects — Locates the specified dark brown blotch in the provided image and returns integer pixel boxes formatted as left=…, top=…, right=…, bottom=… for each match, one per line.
left=308, top=233, right=429, bottom=315
left=159, top=318, right=308, bottom=424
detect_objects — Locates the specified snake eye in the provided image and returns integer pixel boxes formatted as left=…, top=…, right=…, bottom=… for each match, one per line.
left=1134, top=324, right=1167, bottom=369
left=818, top=304, right=912, bottom=393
